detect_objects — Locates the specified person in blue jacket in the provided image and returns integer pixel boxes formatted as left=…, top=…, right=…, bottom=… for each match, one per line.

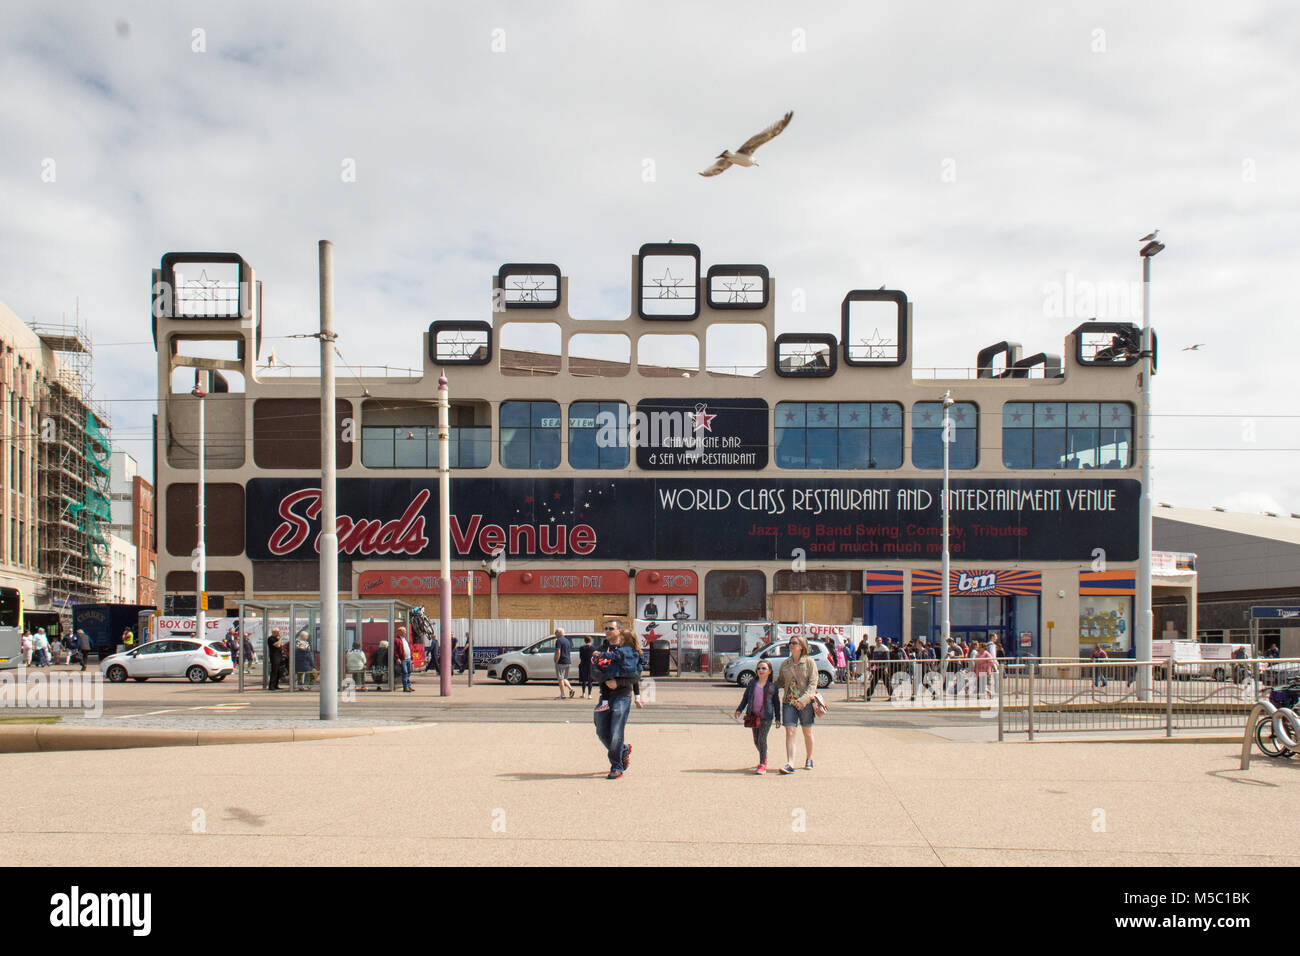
left=733, top=660, right=781, bottom=773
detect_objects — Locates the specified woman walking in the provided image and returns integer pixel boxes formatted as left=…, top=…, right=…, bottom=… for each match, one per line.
left=777, top=634, right=819, bottom=774
left=733, top=661, right=781, bottom=773
left=592, top=620, right=644, bottom=779
left=266, top=629, right=284, bottom=691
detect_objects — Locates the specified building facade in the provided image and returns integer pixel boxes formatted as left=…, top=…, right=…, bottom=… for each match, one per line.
left=0, top=303, right=111, bottom=618
left=110, top=450, right=158, bottom=607
left=153, top=247, right=1145, bottom=658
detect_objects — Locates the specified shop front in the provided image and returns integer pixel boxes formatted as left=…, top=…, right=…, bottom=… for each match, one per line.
left=911, top=569, right=1041, bottom=655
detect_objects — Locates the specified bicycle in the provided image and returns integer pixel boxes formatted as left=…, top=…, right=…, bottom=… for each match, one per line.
left=1253, top=681, right=1300, bottom=758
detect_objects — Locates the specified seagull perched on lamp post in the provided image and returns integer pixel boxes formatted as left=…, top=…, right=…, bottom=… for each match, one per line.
left=699, top=111, right=794, bottom=176
left=1139, top=229, right=1160, bottom=242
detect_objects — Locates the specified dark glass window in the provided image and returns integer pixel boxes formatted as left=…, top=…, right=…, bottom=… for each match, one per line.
left=1002, top=402, right=1131, bottom=469
left=774, top=402, right=902, bottom=469
left=500, top=401, right=561, bottom=469
left=912, top=402, right=978, bottom=469
left=569, top=402, right=629, bottom=469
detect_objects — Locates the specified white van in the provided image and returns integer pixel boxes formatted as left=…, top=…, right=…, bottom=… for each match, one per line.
left=1151, top=640, right=1252, bottom=681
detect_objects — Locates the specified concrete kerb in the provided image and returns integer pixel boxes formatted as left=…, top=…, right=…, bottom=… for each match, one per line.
left=0, top=724, right=417, bottom=754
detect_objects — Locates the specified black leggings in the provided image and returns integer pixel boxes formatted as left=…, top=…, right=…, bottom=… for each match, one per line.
left=580, top=670, right=594, bottom=695
left=750, top=720, right=773, bottom=763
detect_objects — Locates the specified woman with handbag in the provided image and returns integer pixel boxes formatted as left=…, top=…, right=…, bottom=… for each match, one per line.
left=776, top=635, right=819, bottom=774
left=733, top=661, right=780, bottom=774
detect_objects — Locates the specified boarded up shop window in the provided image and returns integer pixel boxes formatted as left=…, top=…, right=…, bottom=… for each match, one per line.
left=253, top=398, right=354, bottom=469
left=704, top=570, right=766, bottom=620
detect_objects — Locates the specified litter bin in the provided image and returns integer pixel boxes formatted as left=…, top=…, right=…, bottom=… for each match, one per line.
left=649, top=639, right=671, bottom=677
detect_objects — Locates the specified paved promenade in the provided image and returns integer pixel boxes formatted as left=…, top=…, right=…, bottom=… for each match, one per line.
left=2, top=717, right=1295, bottom=866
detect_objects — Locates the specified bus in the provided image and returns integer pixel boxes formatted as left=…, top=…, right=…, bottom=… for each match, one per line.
left=0, top=587, right=19, bottom=627
left=0, top=587, right=19, bottom=669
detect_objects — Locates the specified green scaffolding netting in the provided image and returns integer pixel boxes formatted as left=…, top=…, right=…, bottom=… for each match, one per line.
left=85, top=489, right=111, bottom=520
left=83, top=521, right=108, bottom=548
left=88, top=452, right=110, bottom=476
left=85, top=410, right=110, bottom=456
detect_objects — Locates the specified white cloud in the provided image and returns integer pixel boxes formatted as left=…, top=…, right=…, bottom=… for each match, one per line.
left=0, top=0, right=1295, bottom=511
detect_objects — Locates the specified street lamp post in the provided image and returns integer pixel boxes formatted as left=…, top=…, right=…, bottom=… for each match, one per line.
left=1137, top=236, right=1165, bottom=698
left=437, top=371, right=452, bottom=696
left=318, top=240, right=339, bottom=721
left=192, top=372, right=207, bottom=647
left=941, top=390, right=954, bottom=655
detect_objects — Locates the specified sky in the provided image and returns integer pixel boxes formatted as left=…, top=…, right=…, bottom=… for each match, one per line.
left=1, top=0, right=1296, bottom=515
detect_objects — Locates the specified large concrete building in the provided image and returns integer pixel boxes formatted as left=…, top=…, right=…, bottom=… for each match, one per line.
left=0, top=303, right=111, bottom=617
left=153, top=247, right=1159, bottom=659
left=1154, top=505, right=1300, bottom=652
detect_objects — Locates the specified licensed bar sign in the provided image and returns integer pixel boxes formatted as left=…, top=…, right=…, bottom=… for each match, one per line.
left=497, top=569, right=629, bottom=594
left=357, top=570, right=490, bottom=596
left=245, top=477, right=1138, bottom=563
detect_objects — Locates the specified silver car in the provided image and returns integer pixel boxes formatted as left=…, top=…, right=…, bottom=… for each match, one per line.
left=486, top=634, right=610, bottom=685
left=101, top=638, right=235, bottom=683
left=724, top=640, right=835, bottom=689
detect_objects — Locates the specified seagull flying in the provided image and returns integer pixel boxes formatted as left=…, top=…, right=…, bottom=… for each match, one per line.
left=1139, top=229, right=1160, bottom=241
left=699, top=111, right=794, bottom=177
left=1181, top=343, right=1206, bottom=351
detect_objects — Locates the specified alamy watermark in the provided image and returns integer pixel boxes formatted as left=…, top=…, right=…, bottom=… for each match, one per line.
left=0, top=666, right=103, bottom=717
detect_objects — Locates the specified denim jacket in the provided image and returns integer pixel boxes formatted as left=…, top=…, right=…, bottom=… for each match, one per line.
left=594, top=646, right=639, bottom=679
left=736, top=679, right=782, bottom=724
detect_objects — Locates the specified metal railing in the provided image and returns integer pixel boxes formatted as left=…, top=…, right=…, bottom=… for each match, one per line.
left=998, top=657, right=1300, bottom=740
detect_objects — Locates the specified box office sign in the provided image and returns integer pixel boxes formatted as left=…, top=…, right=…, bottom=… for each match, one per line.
left=245, top=477, right=1138, bottom=563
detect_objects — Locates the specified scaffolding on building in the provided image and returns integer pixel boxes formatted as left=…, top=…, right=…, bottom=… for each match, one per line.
left=30, top=313, right=111, bottom=609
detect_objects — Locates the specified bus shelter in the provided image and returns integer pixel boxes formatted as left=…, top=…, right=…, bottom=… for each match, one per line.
left=236, top=599, right=417, bottom=693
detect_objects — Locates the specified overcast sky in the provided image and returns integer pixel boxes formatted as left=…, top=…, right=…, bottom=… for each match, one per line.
left=1, top=0, right=1296, bottom=514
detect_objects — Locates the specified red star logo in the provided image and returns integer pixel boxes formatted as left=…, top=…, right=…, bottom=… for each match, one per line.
left=921, top=411, right=933, bottom=423
left=1077, top=410, right=1089, bottom=422
left=953, top=409, right=966, bottom=423
left=1011, top=411, right=1023, bottom=423
left=1043, top=407, right=1056, bottom=422
left=1110, top=409, right=1123, bottom=423
left=880, top=408, right=892, bottom=422
left=690, top=404, right=716, bottom=431
left=784, top=410, right=796, bottom=423
left=848, top=411, right=860, bottom=422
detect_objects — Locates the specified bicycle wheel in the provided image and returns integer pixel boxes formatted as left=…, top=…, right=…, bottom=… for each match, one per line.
left=1256, top=716, right=1292, bottom=758
left=1272, top=708, right=1300, bottom=751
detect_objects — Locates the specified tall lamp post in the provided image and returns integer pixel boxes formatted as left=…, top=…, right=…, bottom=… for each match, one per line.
left=318, top=240, right=339, bottom=721
left=1136, top=234, right=1165, bottom=699
left=192, top=372, right=207, bottom=646
left=940, top=390, right=954, bottom=653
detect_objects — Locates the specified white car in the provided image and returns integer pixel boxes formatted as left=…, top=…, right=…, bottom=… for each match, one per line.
left=724, top=640, right=836, bottom=689
left=486, top=634, right=613, bottom=685
left=101, top=638, right=234, bottom=683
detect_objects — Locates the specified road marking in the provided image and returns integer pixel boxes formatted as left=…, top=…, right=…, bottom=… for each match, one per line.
left=112, top=703, right=250, bottom=719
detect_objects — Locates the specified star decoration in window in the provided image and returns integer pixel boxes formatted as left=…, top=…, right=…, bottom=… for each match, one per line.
left=854, top=328, right=894, bottom=360
left=879, top=408, right=892, bottom=422
left=921, top=410, right=933, bottom=423
left=784, top=410, right=796, bottom=423
left=1075, top=409, right=1090, bottom=423
left=953, top=408, right=967, bottom=424
left=721, top=277, right=756, bottom=303
left=1109, top=409, right=1124, bottom=423
left=510, top=277, right=545, bottom=302
left=1043, top=407, right=1056, bottom=422
left=1011, top=411, right=1024, bottom=423
left=651, top=268, right=686, bottom=299
left=847, top=411, right=861, bottom=423
left=438, top=331, right=483, bottom=358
